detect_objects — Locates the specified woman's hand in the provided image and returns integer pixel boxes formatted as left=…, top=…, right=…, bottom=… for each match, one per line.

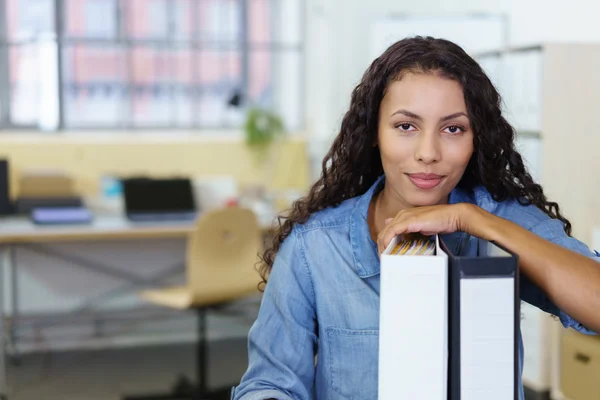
left=377, top=202, right=600, bottom=333
left=376, top=203, right=487, bottom=255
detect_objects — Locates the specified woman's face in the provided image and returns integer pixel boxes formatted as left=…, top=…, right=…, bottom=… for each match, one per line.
left=377, top=72, right=474, bottom=209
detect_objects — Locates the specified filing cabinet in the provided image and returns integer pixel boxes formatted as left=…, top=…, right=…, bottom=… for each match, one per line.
left=477, top=43, right=600, bottom=399
left=561, top=330, right=600, bottom=400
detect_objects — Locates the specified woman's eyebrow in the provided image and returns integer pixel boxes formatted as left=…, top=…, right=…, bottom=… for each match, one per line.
left=390, top=109, right=422, bottom=120
left=440, top=112, right=468, bottom=122
left=390, top=109, right=469, bottom=122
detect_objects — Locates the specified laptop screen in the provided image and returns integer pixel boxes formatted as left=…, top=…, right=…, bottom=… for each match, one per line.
left=123, top=178, right=196, bottom=214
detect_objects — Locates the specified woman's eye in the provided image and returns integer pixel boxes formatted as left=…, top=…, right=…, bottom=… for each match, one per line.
left=444, top=125, right=464, bottom=135
left=397, top=123, right=415, bottom=132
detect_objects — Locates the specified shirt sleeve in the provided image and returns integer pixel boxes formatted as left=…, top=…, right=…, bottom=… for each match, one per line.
left=522, top=217, right=599, bottom=335
left=232, top=229, right=318, bottom=400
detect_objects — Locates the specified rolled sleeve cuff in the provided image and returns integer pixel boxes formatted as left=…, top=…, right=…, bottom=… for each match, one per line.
left=232, top=387, right=295, bottom=400
left=559, top=311, right=597, bottom=335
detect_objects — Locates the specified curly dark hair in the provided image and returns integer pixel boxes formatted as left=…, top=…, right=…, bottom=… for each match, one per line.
left=258, top=36, right=571, bottom=288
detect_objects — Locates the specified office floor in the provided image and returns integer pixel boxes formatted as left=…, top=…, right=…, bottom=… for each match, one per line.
left=4, top=304, right=258, bottom=400
left=6, top=340, right=550, bottom=400
left=5, top=306, right=546, bottom=400
left=7, top=338, right=248, bottom=400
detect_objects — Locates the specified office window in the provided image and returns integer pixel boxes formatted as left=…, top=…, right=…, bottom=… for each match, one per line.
left=62, top=44, right=128, bottom=127
left=127, top=0, right=170, bottom=39
left=248, top=0, right=303, bottom=130
left=0, top=0, right=304, bottom=131
left=1, top=0, right=58, bottom=130
left=65, top=0, right=118, bottom=39
left=7, top=0, right=55, bottom=40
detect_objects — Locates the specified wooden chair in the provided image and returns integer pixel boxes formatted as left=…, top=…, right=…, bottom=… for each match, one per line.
left=123, top=207, right=262, bottom=400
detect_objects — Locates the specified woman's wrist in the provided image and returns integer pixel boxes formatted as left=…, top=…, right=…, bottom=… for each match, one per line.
left=458, top=203, right=503, bottom=241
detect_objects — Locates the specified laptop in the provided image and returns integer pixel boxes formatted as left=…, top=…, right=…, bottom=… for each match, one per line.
left=122, top=177, right=198, bottom=222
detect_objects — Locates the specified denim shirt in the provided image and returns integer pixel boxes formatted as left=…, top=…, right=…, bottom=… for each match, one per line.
left=232, top=175, right=597, bottom=400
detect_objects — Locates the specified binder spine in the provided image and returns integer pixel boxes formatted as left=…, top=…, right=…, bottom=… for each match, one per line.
left=448, top=258, right=461, bottom=400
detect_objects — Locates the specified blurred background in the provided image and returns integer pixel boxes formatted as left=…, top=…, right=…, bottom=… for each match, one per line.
left=0, top=0, right=599, bottom=399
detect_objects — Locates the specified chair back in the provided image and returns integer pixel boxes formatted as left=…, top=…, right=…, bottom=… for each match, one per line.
left=186, top=207, right=262, bottom=304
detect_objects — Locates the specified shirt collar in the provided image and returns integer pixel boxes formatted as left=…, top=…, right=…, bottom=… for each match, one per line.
left=349, top=175, right=385, bottom=278
left=349, top=175, right=471, bottom=278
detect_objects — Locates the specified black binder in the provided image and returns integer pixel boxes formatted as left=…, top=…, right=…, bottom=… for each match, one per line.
left=441, top=236, right=520, bottom=400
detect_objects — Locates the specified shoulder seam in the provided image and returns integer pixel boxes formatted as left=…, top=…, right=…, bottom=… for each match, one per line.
left=294, top=218, right=350, bottom=234
left=297, top=230, right=317, bottom=309
left=500, top=199, right=553, bottom=230
left=527, top=216, right=567, bottom=238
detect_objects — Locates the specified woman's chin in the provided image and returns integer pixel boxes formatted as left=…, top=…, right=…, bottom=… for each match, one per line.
left=406, top=193, right=448, bottom=208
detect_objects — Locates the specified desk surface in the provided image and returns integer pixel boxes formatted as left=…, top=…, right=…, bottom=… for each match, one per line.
left=0, top=213, right=275, bottom=244
left=0, top=215, right=197, bottom=244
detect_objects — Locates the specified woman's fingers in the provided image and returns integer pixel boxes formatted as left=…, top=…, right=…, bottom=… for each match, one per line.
left=377, top=204, right=470, bottom=255
left=376, top=206, right=455, bottom=254
left=377, top=217, right=413, bottom=254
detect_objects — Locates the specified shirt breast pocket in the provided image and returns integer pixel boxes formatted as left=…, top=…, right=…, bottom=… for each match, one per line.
left=326, top=327, right=379, bottom=400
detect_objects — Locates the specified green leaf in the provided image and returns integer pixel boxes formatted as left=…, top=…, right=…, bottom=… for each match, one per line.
left=244, top=107, right=284, bottom=152
left=244, top=107, right=285, bottom=168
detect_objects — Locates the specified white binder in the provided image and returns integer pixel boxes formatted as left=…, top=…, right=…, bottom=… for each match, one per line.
left=378, top=235, right=448, bottom=400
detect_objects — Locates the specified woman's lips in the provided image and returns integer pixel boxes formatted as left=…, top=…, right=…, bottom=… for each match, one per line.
left=406, top=173, right=445, bottom=190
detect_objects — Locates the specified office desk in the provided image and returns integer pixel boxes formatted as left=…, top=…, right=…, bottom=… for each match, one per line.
left=0, top=215, right=197, bottom=243
left=0, top=214, right=273, bottom=399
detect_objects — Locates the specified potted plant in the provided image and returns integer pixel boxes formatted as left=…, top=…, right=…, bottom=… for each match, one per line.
left=241, top=107, right=287, bottom=222
left=244, top=106, right=285, bottom=164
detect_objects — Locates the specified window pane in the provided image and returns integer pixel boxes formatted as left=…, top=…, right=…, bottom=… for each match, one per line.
left=64, top=0, right=118, bottom=39
left=171, top=48, right=194, bottom=126
left=62, top=45, right=127, bottom=127
left=10, top=41, right=59, bottom=128
left=127, top=0, right=169, bottom=39
left=172, top=0, right=195, bottom=40
left=198, top=0, right=241, bottom=43
left=249, top=50, right=302, bottom=130
left=6, top=0, right=55, bottom=41
left=248, top=0, right=270, bottom=44
left=131, top=47, right=172, bottom=126
left=197, top=50, right=243, bottom=127
left=9, top=46, right=37, bottom=124
left=248, top=50, right=271, bottom=107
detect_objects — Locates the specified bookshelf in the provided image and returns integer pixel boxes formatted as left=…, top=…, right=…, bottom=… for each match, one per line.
left=477, top=43, right=600, bottom=400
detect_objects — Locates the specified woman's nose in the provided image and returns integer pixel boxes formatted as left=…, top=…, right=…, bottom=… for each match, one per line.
left=414, top=132, right=441, bottom=164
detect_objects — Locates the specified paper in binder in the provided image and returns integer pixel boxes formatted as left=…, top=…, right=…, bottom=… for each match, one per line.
left=379, top=234, right=448, bottom=400
left=442, top=237, right=519, bottom=400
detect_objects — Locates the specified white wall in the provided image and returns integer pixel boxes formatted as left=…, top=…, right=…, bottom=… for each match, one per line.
left=304, top=0, right=600, bottom=178
left=304, top=0, right=508, bottom=177
left=509, top=0, right=600, bottom=46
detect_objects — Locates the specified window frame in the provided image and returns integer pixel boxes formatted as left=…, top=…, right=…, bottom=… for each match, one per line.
left=0, top=0, right=305, bottom=132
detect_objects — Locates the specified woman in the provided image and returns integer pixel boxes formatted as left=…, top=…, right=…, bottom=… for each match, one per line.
left=232, top=37, right=600, bottom=400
